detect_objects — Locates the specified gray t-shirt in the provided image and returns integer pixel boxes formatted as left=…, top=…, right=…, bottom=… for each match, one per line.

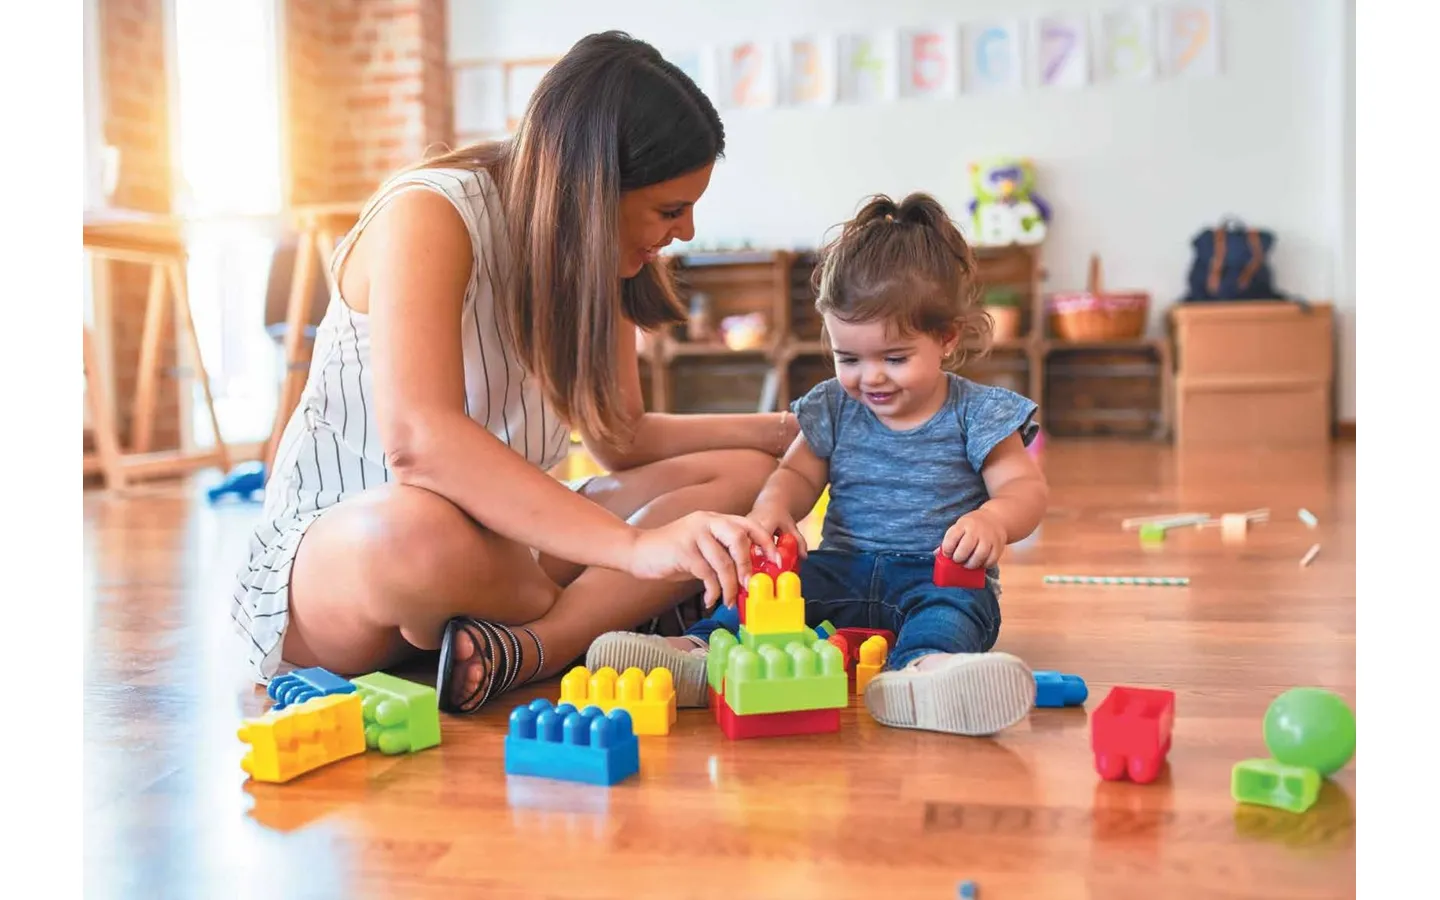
left=792, top=373, right=1038, bottom=555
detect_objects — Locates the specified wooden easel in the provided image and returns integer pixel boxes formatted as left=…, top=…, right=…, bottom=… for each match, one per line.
left=262, top=203, right=361, bottom=470
left=83, top=210, right=230, bottom=488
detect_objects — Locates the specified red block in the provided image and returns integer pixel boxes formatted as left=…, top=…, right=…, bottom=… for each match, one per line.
left=933, top=553, right=987, bottom=590
left=739, top=533, right=802, bottom=622
left=1090, top=686, right=1175, bottom=784
left=709, top=686, right=840, bottom=740
left=827, top=628, right=897, bottom=691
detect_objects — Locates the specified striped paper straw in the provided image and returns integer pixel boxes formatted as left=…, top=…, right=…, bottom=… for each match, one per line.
left=1044, top=575, right=1190, bottom=586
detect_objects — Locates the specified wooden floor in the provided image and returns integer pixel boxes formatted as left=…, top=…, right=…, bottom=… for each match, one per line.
left=83, top=439, right=1356, bottom=900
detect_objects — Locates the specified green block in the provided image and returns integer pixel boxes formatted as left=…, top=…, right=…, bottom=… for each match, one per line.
left=1231, top=758, right=1321, bottom=813
left=721, top=641, right=847, bottom=715
left=1139, top=523, right=1166, bottom=543
left=351, top=672, right=441, bottom=754
left=708, top=629, right=739, bottom=693
left=738, top=624, right=816, bottom=653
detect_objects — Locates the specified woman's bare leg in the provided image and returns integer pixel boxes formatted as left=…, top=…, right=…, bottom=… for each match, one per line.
left=281, top=449, right=776, bottom=708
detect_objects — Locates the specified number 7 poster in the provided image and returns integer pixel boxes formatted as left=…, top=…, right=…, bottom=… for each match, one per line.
left=1032, top=14, right=1089, bottom=89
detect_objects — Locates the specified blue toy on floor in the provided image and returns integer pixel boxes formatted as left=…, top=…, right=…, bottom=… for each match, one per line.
left=208, top=461, right=266, bottom=504
left=1034, top=671, right=1088, bottom=708
left=505, top=699, right=639, bottom=786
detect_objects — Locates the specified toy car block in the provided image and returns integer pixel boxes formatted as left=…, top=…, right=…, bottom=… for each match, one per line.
left=558, top=665, right=677, bottom=736
left=854, top=635, right=888, bottom=695
left=708, top=685, right=840, bottom=740
left=1034, top=671, right=1088, bottom=708
left=1231, top=758, right=1321, bottom=814
left=933, top=553, right=987, bottom=590
left=239, top=693, right=365, bottom=783
left=268, top=666, right=357, bottom=711
left=814, top=620, right=836, bottom=640
left=1091, top=685, right=1175, bottom=784
left=504, top=699, right=639, bottom=786
left=715, top=638, right=848, bottom=716
left=744, top=571, right=806, bottom=636
left=350, top=672, right=441, bottom=754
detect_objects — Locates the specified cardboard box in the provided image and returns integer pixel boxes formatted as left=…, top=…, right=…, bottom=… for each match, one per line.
left=1169, top=301, right=1334, bottom=445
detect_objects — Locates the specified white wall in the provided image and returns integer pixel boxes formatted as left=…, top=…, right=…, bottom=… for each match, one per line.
left=449, top=0, right=1356, bottom=420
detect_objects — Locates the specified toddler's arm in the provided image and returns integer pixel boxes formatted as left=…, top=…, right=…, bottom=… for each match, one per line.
left=749, top=434, right=830, bottom=550
left=975, top=432, right=1049, bottom=543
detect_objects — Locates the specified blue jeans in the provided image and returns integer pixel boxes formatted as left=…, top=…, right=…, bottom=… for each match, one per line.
left=686, top=549, right=1002, bottom=671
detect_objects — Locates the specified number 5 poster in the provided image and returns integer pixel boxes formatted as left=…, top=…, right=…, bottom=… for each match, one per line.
left=1159, top=1, right=1220, bottom=78
left=1033, top=14, right=1089, bottom=89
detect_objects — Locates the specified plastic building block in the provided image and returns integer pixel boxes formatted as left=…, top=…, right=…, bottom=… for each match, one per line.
left=958, top=881, right=978, bottom=899
left=239, top=693, right=365, bottom=783
left=709, top=685, right=840, bottom=739
left=708, top=630, right=847, bottom=715
left=1034, top=671, right=1088, bottom=708
left=854, top=635, right=888, bottom=695
left=504, top=699, right=639, bottom=786
left=350, top=672, right=441, bottom=754
left=1231, top=758, right=1321, bottom=813
left=208, top=460, right=266, bottom=503
left=559, top=665, right=677, bottom=736
left=268, top=666, right=357, bottom=711
left=738, top=623, right=816, bottom=654
left=1139, top=523, right=1166, bottom=545
left=744, top=571, right=806, bottom=636
left=814, top=620, right=836, bottom=640
left=933, top=553, right=987, bottom=590
left=827, top=628, right=897, bottom=691
left=1263, top=687, right=1355, bottom=777
left=1091, top=685, right=1175, bottom=783
left=738, top=533, right=801, bottom=620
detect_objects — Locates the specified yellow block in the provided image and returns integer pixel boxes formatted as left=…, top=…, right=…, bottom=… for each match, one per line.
left=855, top=635, right=888, bottom=695
left=746, top=571, right=805, bottom=636
left=238, top=692, right=366, bottom=783
left=558, top=665, right=677, bottom=735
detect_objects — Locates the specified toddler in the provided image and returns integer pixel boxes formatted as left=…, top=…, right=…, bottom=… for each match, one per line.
left=589, top=192, right=1048, bottom=736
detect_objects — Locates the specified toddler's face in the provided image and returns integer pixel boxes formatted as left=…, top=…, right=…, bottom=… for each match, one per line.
left=824, top=314, right=956, bottom=428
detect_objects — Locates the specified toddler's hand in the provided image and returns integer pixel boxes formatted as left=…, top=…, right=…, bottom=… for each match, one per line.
left=747, top=502, right=808, bottom=560
left=940, top=508, right=1006, bottom=570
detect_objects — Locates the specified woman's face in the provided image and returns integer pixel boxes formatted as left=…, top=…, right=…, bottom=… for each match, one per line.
left=617, top=162, right=714, bottom=278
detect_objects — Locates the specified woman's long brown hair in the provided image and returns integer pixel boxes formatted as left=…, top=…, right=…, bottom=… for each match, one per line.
left=408, top=32, right=725, bottom=448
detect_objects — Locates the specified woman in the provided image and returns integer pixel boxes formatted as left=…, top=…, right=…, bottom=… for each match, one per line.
left=231, top=31, right=797, bottom=714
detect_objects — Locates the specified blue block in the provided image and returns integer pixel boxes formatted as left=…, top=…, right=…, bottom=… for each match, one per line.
left=504, top=699, right=639, bottom=786
left=958, top=880, right=978, bottom=899
left=268, top=666, right=357, bottom=710
left=1034, top=671, right=1088, bottom=708
left=208, top=461, right=266, bottom=503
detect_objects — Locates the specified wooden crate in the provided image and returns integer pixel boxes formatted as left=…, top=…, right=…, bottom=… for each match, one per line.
left=665, top=354, right=774, bottom=414
left=1043, top=347, right=1167, bottom=438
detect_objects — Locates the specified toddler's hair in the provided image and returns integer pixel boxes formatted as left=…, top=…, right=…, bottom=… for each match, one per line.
left=812, top=192, right=992, bottom=364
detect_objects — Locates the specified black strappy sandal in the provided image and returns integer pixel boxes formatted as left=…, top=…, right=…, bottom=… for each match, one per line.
left=436, top=616, right=545, bottom=714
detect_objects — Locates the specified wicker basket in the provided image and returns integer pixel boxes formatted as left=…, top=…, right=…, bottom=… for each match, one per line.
left=1048, top=254, right=1149, bottom=341
left=987, top=304, right=1023, bottom=342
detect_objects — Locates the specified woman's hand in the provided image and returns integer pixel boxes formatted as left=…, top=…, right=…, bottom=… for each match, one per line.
left=627, top=512, right=779, bottom=608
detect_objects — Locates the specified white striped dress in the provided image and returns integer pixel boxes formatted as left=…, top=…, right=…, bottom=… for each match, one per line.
left=231, top=167, right=571, bottom=683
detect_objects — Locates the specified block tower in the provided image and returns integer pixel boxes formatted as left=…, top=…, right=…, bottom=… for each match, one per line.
left=707, top=570, right=847, bottom=739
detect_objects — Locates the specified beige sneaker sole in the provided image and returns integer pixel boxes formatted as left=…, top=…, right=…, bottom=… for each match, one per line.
left=584, top=632, right=709, bottom=708
left=863, top=652, right=1035, bottom=736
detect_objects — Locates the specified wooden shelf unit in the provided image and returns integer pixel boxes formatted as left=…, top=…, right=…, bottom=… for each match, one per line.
left=641, top=246, right=1171, bottom=439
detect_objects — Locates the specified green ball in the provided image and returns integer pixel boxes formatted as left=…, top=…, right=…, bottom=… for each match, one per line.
left=1263, top=687, right=1355, bottom=777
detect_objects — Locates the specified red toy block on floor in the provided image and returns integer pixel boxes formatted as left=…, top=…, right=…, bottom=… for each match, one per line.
left=933, top=553, right=987, bottom=590
left=827, top=628, right=897, bottom=691
left=1091, top=685, right=1175, bottom=784
left=739, top=533, right=801, bottom=622
left=709, top=685, right=840, bottom=740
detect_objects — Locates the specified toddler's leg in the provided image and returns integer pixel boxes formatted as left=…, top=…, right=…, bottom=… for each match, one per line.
left=864, top=584, right=1034, bottom=736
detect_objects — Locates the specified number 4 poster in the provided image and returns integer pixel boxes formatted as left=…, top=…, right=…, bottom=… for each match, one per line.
left=1159, top=1, right=1220, bottom=78
left=1033, top=14, right=1089, bottom=89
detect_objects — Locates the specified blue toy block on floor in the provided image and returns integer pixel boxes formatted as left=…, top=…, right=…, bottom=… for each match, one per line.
left=208, top=461, right=266, bottom=504
left=268, top=666, right=357, bottom=710
left=504, top=699, right=639, bottom=786
left=1034, top=671, right=1088, bottom=708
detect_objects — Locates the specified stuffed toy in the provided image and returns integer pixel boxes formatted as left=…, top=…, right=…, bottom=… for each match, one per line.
left=967, top=158, right=1051, bottom=246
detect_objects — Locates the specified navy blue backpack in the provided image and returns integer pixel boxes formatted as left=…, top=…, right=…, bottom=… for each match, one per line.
left=1183, top=218, right=1286, bottom=302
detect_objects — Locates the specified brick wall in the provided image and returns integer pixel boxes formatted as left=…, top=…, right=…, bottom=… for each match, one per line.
left=98, top=0, right=180, bottom=453
left=285, top=0, right=453, bottom=205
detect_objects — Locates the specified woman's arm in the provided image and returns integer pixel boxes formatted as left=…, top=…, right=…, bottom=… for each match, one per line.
left=579, top=324, right=798, bottom=471
left=365, top=190, right=641, bottom=570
